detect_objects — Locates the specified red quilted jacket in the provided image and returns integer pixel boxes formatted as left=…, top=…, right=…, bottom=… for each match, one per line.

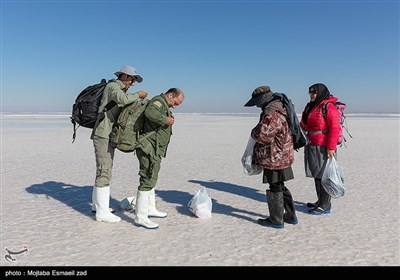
left=300, top=96, right=342, bottom=150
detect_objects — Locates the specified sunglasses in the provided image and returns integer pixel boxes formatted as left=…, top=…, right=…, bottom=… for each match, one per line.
left=128, top=75, right=138, bottom=82
left=308, top=90, right=317, bottom=94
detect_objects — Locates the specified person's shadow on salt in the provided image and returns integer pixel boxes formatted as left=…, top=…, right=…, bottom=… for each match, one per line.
left=154, top=189, right=192, bottom=216
left=25, top=181, right=120, bottom=218
left=188, top=179, right=265, bottom=202
left=187, top=179, right=310, bottom=217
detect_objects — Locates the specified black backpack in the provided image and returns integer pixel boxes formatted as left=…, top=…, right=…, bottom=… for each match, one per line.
left=71, top=79, right=116, bottom=142
left=276, top=93, right=308, bottom=151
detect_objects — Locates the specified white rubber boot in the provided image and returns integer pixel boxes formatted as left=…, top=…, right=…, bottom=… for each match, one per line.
left=134, top=190, right=159, bottom=229
left=94, top=187, right=121, bottom=223
left=148, top=188, right=167, bottom=218
left=91, top=187, right=115, bottom=213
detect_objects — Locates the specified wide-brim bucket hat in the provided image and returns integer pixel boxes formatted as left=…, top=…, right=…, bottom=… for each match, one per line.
left=114, top=65, right=143, bottom=83
left=244, top=86, right=274, bottom=107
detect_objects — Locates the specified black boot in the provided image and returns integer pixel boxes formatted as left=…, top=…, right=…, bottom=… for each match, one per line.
left=309, top=182, right=331, bottom=215
left=283, top=187, right=298, bottom=225
left=306, top=179, right=321, bottom=208
left=258, top=190, right=284, bottom=229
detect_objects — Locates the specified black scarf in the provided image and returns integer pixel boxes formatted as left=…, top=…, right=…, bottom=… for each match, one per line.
left=301, top=83, right=331, bottom=125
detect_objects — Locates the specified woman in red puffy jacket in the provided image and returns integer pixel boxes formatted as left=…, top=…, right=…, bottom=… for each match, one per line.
left=300, top=83, right=341, bottom=215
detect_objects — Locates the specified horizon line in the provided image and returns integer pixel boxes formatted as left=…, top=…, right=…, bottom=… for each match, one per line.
left=1, top=112, right=400, bottom=117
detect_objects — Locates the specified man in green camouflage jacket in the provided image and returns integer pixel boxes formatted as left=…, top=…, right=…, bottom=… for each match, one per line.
left=134, top=88, right=185, bottom=229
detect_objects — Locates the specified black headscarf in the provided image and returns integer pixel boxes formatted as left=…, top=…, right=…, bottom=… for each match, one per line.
left=301, top=83, right=331, bottom=125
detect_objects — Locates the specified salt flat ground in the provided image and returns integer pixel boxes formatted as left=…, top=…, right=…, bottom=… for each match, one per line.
left=1, top=113, right=399, bottom=266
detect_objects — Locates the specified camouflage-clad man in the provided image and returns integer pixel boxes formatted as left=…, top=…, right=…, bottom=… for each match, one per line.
left=134, top=88, right=185, bottom=229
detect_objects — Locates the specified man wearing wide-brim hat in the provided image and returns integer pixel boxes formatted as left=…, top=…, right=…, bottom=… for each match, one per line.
left=91, top=65, right=147, bottom=223
left=244, top=85, right=298, bottom=229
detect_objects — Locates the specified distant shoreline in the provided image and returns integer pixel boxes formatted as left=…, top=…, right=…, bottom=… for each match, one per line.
left=1, top=112, right=400, bottom=118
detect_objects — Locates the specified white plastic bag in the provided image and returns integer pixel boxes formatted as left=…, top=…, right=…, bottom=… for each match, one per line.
left=188, top=187, right=212, bottom=218
left=119, top=196, right=136, bottom=211
left=321, top=157, right=345, bottom=198
left=241, top=136, right=263, bottom=176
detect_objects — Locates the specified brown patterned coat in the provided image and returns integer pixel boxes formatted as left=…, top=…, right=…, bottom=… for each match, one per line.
left=251, top=100, right=294, bottom=170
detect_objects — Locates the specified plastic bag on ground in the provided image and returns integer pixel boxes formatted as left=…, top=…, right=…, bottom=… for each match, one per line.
left=188, top=187, right=212, bottom=218
left=119, top=196, right=136, bottom=210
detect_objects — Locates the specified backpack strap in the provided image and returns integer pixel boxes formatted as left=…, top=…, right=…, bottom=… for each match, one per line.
left=105, top=100, right=117, bottom=111
left=97, top=100, right=117, bottom=123
left=321, top=101, right=341, bottom=119
left=96, top=79, right=118, bottom=123
left=321, top=102, right=329, bottom=119
left=96, top=79, right=120, bottom=123
left=310, top=102, right=333, bottom=138
left=71, top=118, right=77, bottom=143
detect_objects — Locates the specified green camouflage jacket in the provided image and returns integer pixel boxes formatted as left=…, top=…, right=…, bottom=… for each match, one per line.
left=142, top=93, right=173, bottom=157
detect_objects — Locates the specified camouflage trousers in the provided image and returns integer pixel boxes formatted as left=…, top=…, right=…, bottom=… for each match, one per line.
left=136, top=148, right=161, bottom=191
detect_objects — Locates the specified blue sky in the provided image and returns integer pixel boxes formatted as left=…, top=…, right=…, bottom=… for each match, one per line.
left=1, top=0, right=399, bottom=113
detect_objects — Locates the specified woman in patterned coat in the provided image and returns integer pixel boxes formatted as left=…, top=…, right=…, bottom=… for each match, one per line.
left=245, top=86, right=297, bottom=229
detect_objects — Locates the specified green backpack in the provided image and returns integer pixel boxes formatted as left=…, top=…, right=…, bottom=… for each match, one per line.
left=110, top=99, right=152, bottom=153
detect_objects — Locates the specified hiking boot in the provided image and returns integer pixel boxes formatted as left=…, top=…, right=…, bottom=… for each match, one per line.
left=307, top=179, right=322, bottom=208
left=283, top=213, right=299, bottom=224
left=283, top=187, right=298, bottom=225
left=258, top=217, right=284, bottom=229
left=316, top=183, right=332, bottom=214
left=306, top=202, right=318, bottom=208
left=258, top=191, right=284, bottom=229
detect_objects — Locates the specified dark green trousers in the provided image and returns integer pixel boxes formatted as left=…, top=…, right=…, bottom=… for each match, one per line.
left=136, top=148, right=161, bottom=191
